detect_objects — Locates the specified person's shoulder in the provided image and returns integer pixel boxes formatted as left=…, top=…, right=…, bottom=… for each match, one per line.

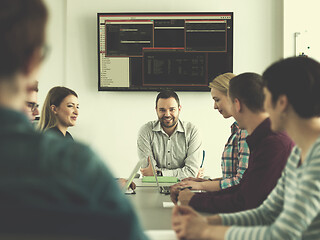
left=262, top=130, right=294, bottom=152
left=139, top=120, right=158, bottom=132
left=47, top=127, right=60, bottom=132
left=238, top=129, right=248, bottom=138
left=22, top=129, right=97, bottom=165
left=288, top=138, right=320, bottom=178
left=38, top=131, right=100, bottom=168
left=272, top=131, right=294, bottom=146
left=65, top=131, right=74, bottom=140
left=234, top=125, right=248, bottom=139
left=180, top=120, right=198, bottom=130
left=45, top=127, right=63, bottom=137
left=46, top=127, right=58, bottom=133
left=179, top=120, right=201, bottom=141
left=311, top=136, right=320, bottom=150
left=307, top=136, right=320, bottom=164
left=40, top=131, right=86, bottom=151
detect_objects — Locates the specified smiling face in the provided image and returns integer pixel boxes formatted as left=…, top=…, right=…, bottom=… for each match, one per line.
left=156, top=97, right=181, bottom=129
left=52, top=94, right=79, bottom=128
left=211, top=88, right=232, bottom=118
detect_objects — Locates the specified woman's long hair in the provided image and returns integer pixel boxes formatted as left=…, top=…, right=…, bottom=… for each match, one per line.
left=38, top=86, right=77, bottom=131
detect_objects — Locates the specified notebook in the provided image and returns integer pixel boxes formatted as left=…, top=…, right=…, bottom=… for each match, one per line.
left=142, top=176, right=179, bottom=183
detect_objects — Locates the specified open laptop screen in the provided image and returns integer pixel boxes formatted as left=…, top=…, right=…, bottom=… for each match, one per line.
left=122, top=160, right=142, bottom=192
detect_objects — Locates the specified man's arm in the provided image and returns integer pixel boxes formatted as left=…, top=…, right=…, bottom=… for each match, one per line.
left=188, top=136, right=292, bottom=214
left=186, top=186, right=242, bottom=213
left=183, top=179, right=222, bottom=192
left=137, top=123, right=158, bottom=170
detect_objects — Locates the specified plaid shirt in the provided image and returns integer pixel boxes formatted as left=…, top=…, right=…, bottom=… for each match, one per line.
left=220, top=122, right=249, bottom=189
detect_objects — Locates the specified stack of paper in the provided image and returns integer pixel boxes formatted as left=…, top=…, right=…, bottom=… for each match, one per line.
left=145, top=230, right=177, bottom=240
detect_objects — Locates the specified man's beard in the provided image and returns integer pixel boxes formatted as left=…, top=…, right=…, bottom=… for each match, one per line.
left=159, top=116, right=178, bottom=128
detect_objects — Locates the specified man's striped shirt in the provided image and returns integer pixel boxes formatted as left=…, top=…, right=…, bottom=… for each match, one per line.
left=220, top=136, right=320, bottom=239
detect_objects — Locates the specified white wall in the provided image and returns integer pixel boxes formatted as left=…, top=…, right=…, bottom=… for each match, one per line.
left=38, top=0, right=66, bottom=92
left=283, top=0, right=320, bottom=61
left=39, top=0, right=283, bottom=178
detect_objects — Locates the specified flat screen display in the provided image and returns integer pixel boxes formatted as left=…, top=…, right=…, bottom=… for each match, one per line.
left=98, top=13, right=233, bottom=91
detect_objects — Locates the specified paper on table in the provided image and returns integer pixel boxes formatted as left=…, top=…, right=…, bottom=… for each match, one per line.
left=163, top=202, right=175, bottom=208
left=145, top=230, right=177, bottom=240
left=142, top=176, right=179, bottom=183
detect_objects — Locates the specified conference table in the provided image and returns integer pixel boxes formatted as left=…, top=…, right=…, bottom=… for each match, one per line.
left=127, top=179, right=175, bottom=230
left=126, top=178, right=211, bottom=239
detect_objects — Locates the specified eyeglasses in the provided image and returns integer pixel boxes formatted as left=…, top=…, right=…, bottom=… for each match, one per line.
left=25, top=101, right=39, bottom=112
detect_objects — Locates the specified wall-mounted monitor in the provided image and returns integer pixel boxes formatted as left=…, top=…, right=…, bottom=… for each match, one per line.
left=98, top=12, right=233, bottom=91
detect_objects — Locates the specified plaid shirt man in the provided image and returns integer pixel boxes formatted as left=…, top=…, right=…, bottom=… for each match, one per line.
left=220, top=121, right=249, bottom=189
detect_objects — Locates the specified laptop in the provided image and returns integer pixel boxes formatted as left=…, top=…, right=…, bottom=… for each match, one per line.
left=122, top=160, right=142, bottom=194
left=149, top=158, right=171, bottom=195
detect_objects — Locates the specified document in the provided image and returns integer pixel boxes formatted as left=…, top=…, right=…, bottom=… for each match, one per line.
left=145, top=230, right=177, bottom=240
left=163, top=202, right=175, bottom=208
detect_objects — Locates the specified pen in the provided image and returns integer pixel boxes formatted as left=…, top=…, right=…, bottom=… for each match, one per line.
left=200, top=150, right=205, bottom=168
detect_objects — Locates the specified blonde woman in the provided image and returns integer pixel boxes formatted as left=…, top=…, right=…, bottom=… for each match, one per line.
left=39, top=86, right=79, bottom=140
left=171, top=73, right=250, bottom=200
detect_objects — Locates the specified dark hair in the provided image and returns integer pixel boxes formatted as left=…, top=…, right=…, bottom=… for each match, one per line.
left=28, top=80, right=39, bottom=92
left=263, top=57, right=320, bottom=118
left=156, top=90, right=180, bottom=107
left=0, top=0, right=48, bottom=78
left=229, top=72, right=265, bottom=112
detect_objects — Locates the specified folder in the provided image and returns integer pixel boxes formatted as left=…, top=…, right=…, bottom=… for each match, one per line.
left=142, top=176, right=179, bottom=183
